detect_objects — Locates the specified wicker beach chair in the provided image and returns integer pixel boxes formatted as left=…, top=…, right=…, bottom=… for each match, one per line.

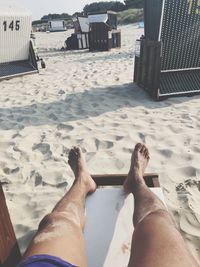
left=0, top=5, right=38, bottom=81
left=134, top=0, right=200, bottom=100
left=65, top=16, right=90, bottom=50
left=88, top=11, right=121, bottom=52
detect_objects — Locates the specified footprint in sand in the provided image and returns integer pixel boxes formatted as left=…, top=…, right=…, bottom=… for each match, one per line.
left=40, top=133, right=46, bottom=142
left=48, top=113, right=58, bottom=121
left=42, top=180, right=68, bottom=189
left=12, top=133, right=22, bottom=139
left=57, top=124, right=74, bottom=131
left=95, top=139, right=114, bottom=150
left=32, top=143, right=51, bottom=155
left=176, top=178, right=200, bottom=216
left=16, top=116, right=27, bottom=122
left=111, top=122, right=120, bottom=128
left=30, top=171, right=43, bottom=186
left=116, top=136, right=124, bottom=141
left=184, top=179, right=200, bottom=191
left=138, top=132, right=146, bottom=143
left=192, top=146, right=200, bottom=153
left=178, top=166, right=197, bottom=178
left=3, top=166, right=20, bottom=175
left=180, top=212, right=200, bottom=237
left=115, top=159, right=125, bottom=169
left=92, top=103, right=99, bottom=108
left=120, top=114, right=128, bottom=119
left=58, top=90, right=65, bottom=95
left=158, top=149, right=173, bottom=158
left=93, top=81, right=99, bottom=86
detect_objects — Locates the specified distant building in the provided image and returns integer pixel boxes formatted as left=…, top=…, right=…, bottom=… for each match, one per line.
left=48, top=20, right=66, bottom=32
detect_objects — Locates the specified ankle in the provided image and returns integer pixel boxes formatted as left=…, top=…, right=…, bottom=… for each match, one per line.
left=131, top=180, right=147, bottom=195
left=128, top=169, right=145, bottom=184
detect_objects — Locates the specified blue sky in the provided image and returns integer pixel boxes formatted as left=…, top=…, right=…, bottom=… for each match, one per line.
left=2, top=0, right=124, bottom=20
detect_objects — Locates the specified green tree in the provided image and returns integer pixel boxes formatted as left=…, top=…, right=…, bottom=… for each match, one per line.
left=124, top=0, right=144, bottom=9
left=83, top=1, right=126, bottom=13
left=41, top=13, right=71, bottom=20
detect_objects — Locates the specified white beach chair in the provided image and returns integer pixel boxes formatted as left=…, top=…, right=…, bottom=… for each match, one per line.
left=86, top=174, right=165, bottom=267
left=0, top=174, right=165, bottom=267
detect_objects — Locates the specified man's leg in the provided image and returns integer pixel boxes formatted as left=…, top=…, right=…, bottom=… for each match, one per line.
left=124, top=143, right=198, bottom=267
left=23, top=146, right=96, bottom=267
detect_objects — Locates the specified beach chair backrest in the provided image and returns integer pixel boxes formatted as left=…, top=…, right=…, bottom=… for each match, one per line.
left=134, top=0, right=200, bottom=99
left=78, top=16, right=89, bottom=33
left=88, top=11, right=117, bottom=30
left=144, top=0, right=200, bottom=70
left=72, top=17, right=81, bottom=33
left=0, top=4, right=38, bottom=80
left=159, top=0, right=200, bottom=71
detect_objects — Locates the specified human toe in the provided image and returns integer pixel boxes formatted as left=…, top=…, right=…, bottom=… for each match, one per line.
left=135, top=143, right=143, bottom=152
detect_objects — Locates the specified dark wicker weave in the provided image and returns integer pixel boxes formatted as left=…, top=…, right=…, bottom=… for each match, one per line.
left=134, top=0, right=200, bottom=99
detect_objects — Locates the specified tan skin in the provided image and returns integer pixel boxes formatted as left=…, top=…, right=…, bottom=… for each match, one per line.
left=22, top=144, right=198, bottom=267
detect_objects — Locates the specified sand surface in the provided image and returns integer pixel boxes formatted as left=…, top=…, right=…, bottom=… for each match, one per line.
left=0, top=25, right=200, bottom=264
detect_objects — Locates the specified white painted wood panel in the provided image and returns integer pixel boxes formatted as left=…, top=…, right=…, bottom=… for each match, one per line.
left=0, top=5, right=31, bottom=63
left=85, top=187, right=166, bottom=267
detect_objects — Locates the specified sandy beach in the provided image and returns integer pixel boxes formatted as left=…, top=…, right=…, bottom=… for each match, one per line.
left=0, top=25, right=200, bottom=264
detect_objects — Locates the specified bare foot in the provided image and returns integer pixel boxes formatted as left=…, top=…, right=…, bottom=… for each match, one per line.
left=124, top=143, right=150, bottom=193
left=68, top=146, right=96, bottom=194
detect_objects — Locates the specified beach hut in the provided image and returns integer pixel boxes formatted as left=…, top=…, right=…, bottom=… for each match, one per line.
left=0, top=4, right=38, bottom=81
left=48, top=20, right=66, bottom=32
left=88, top=11, right=121, bottom=51
left=65, top=16, right=89, bottom=50
left=134, top=0, right=200, bottom=100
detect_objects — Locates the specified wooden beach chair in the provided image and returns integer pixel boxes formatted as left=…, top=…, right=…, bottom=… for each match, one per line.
left=48, top=20, right=66, bottom=32
left=65, top=16, right=90, bottom=50
left=87, top=173, right=164, bottom=267
left=0, top=183, right=21, bottom=267
left=134, top=0, right=200, bottom=100
left=88, top=11, right=121, bottom=52
left=0, top=5, right=38, bottom=81
left=0, top=173, right=164, bottom=267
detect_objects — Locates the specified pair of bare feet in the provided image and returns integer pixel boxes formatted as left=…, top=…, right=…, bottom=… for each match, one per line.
left=68, top=143, right=150, bottom=194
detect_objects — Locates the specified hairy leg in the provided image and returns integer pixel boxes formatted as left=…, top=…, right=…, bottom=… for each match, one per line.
left=23, top=147, right=96, bottom=267
left=124, top=143, right=198, bottom=267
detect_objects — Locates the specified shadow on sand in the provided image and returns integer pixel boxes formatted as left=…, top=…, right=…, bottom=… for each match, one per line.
left=0, top=83, right=198, bottom=131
